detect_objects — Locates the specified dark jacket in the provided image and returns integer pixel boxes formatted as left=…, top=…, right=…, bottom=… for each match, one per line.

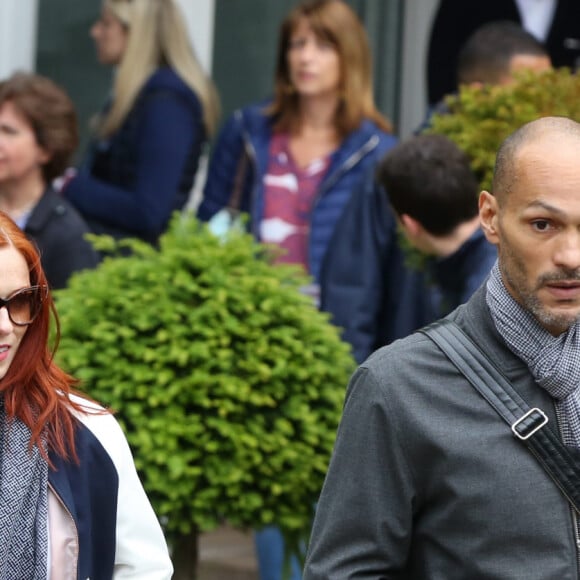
left=427, top=0, right=580, bottom=105
left=304, top=285, right=580, bottom=579
left=25, top=188, right=99, bottom=289
left=320, top=182, right=435, bottom=364
left=426, top=228, right=497, bottom=316
left=197, top=102, right=397, bottom=282
left=65, top=67, right=206, bottom=244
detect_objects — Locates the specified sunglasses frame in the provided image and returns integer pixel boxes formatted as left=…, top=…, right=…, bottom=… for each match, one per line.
left=0, top=285, right=49, bottom=326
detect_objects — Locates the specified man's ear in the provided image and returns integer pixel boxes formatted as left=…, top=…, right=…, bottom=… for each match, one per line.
left=400, top=213, right=423, bottom=239
left=479, top=191, right=500, bottom=245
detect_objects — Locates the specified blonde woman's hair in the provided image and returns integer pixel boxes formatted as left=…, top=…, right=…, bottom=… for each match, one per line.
left=270, top=0, right=392, bottom=138
left=97, top=0, right=220, bottom=138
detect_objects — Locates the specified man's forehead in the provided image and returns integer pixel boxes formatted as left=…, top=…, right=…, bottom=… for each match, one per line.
left=515, top=132, right=580, bottom=164
left=508, top=53, right=552, bottom=75
left=500, top=136, right=580, bottom=203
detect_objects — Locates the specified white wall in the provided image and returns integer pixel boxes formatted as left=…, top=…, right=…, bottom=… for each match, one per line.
left=398, top=0, right=438, bottom=137
left=0, top=0, right=38, bottom=76
left=175, top=0, right=216, bottom=73
left=0, top=1, right=215, bottom=78
left=174, top=0, right=216, bottom=209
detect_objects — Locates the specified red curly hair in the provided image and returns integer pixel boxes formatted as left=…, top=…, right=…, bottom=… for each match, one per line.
left=0, top=212, right=88, bottom=463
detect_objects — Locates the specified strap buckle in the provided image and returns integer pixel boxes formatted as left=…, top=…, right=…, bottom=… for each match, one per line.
left=511, top=408, right=548, bottom=440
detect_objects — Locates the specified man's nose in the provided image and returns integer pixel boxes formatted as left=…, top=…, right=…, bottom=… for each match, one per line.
left=553, top=229, right=580, bottom=271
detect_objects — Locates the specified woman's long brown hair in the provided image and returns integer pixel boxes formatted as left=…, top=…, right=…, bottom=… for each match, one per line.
left=269, top=0, right=393, bottom=138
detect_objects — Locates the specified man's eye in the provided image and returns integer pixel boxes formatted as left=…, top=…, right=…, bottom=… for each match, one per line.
left=531, top=220, right=552, bottom=232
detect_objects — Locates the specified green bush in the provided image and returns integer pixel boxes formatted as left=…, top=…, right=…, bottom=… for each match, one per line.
left=55, top=214, right=354, bottom=574
left=428, top=67, right=580, bottom=190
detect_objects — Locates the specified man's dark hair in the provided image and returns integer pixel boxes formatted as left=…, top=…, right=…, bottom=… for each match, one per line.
left=377, top=134, right=479, bottom=236
left=457, top=21, right=548, bottom=85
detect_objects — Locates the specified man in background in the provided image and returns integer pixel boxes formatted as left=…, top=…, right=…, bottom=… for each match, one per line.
left=377, top=134, right=496, bottom=316
left=420, top=20, right=551, bottom=131
left=427, top=0, right=578, bottom=105
left=321, top=20, right=552, bottom=364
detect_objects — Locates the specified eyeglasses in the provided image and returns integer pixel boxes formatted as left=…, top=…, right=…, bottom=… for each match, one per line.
left=0, top=285, right=48, bottom=326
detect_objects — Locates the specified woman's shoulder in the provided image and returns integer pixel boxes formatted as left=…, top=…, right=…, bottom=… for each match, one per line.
left=141, top=67, right=202, bottom=107
left=217, top=99, right=273, bottom=141
left=358, top=118, right=398, bottom=148
left=337, top=119, right=397, bottom=160
left=232, top=99, right=272, bottom=128
left=67, top=394, right=132, bottom=467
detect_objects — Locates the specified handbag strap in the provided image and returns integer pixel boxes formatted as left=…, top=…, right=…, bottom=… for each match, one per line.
left=228, top=148, right=249, bottom=213
left=420, top=318, right=580, bottom=513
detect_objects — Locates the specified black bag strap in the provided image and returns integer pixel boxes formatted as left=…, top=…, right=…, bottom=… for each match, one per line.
left=420, top=318, right=580, bottom=514
left=228, top=148, right=249, bottom=213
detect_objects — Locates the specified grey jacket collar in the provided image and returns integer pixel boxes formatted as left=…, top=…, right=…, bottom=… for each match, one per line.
left=449, top=283, right=559, bottom=424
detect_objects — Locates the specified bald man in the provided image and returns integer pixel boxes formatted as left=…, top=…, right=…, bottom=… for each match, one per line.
left=304, top=117, right=580, bottom=578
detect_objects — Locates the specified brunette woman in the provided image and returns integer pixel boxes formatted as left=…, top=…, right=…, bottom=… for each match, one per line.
left=199, top=0, right=396, bottom=307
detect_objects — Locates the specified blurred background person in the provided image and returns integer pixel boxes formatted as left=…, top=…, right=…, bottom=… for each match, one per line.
left=198, top=1, right=397, bottom=578
left=456, top=20, right=551, bottom=86
left=198, top=0, right=396, bottom=306
left=427, top=0, right=580, bottom=107
left=64, top=0, right=219, bottom=244
left=0, top=72, right=98, bottom=289
left=377, top=134, right=497, bottom=317
left=419, top=20, right=551, bottom=132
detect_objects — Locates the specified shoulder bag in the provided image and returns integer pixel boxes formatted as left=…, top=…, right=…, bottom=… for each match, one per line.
left=420, top=318, right=580, bottom=514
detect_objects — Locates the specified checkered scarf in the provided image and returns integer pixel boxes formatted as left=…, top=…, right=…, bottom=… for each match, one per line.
left=486, top=262, right=580, bottom=447
left=0, top=400, right=48, bottom=579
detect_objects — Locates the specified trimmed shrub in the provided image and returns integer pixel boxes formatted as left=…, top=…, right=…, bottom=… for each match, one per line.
left=55, top=214, right=354, bottom=577
left=428, top=67, right=580, bottom=190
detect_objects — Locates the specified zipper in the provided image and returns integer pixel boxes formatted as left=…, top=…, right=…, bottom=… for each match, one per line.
left=314, top=134, right=380, bottom=199
left=306, top=134, right=380, bottom=271
left=553, top=403, right=580, bottom=575
left=236, top=110, right=260, bottom=238
left=48, top=481, right=80, bottom=576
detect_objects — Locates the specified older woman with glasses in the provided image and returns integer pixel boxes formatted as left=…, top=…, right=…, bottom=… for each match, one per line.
left=0, top=72, right=99, bottom=289
left=0, top=211, right=173, bottom=577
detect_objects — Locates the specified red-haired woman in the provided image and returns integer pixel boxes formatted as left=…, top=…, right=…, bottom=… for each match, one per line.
left=0, top=211, right=172, bottom=577
left=198, top=1, right=397, bottom=578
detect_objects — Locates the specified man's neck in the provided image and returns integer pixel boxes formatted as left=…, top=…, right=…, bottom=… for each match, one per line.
left=427, top=216, right=482, bottom=258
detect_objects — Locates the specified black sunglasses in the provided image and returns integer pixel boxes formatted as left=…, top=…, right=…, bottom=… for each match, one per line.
left=0, top=285, right=48, bottom=326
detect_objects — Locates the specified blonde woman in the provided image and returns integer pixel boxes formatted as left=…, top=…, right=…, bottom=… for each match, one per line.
left=64, top=0, right=219, bottom=244
left=198, top=1, right=397, bottom=578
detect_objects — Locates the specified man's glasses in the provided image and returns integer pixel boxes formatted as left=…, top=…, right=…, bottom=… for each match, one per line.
left=0, top=285, right=48, bottom=326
